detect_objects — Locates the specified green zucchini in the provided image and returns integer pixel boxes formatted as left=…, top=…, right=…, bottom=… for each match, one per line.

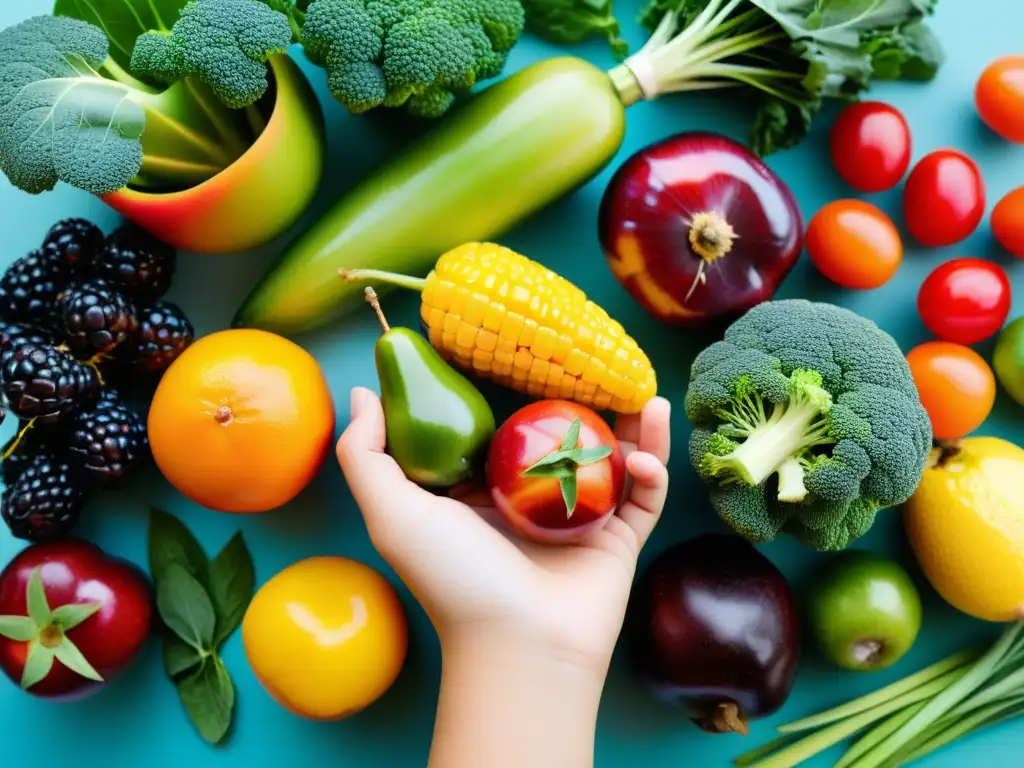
left=234, top=57, right=628, bottom=334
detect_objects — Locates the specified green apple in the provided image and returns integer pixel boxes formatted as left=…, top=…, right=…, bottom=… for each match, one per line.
left=994, top=317, right=1024, bottom=407
left=807, top=551, right=922, bottom=672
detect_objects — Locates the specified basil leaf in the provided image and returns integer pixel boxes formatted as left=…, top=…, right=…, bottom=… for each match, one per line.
left=149, top=508, right=209, bottom=588
left=157, top=564, right=216, bottom=651
left=208, top=532, right=256, bottom=648
left=164, top=634, right=204, bottom=681
left=177, top=656, right=235, bottom=745
left=52, top=0, right=189, bottom=78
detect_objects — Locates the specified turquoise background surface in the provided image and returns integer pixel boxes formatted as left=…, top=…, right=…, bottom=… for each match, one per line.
left=1, top=1, right=1022, bottom=765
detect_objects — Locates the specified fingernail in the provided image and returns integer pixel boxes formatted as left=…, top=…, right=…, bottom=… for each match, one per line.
left=350, top=387, right=369, bottom=417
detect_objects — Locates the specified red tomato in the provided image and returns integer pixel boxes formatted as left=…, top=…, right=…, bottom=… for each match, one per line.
left=0, top=539, right=153, bottom=699
left=906, top=342, right=996, bottom=440
left=992, top=186, right=1024, bottom=258
left=829, top=102, right=912, bottom=192
left=975, top=56, right=1024, bottom=143
left=487, top=400, right=625, bottom=545
left=917, top=258, right=1012, bottom=345
left=903, top=150, right=985, bottom=247
left=806, top=200, right=902, bottom=289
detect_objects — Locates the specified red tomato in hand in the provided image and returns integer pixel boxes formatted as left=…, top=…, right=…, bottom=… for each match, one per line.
left=830, top=102, right=912, bottom=192
left=975, top=56, right=1024, bottom=143
left=906, top=342, right=996, bottom=440
left=0, top=539, right=153, bottom=699
left=992, top=186, right=1024, bottom=258
left=917, top=258, right=1011, bottom=345
left=487, top=401, right=625, bottom=545
left=806, top=200, right=902, bottom=289
left=903, top=150, right=985, bottom=247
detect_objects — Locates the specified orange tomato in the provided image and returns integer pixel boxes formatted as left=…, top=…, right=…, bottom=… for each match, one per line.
left=905, top=342, right=996, bottom=440
left=242, top=557, right=408, bottom=721
left=806, top=200, right=902, bottom=290
left=147, top=329, right=335, bottom=513
left=975, top=56, right=1024, bottom=143
left=992, top=186, right=1024, bottom=258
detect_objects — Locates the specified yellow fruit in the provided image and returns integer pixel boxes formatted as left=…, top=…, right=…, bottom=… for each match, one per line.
left=242, top=557, right=408, bottom=720
left=904, top=436, right=1024, bottom=622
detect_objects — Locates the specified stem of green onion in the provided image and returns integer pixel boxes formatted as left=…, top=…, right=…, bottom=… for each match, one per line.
left=893, top=697, right=1024, bottom=766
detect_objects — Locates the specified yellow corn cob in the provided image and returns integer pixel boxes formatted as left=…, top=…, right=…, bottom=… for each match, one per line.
left=344, top=243, right=658, bottom=414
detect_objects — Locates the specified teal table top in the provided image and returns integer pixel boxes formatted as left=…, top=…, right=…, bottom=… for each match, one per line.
left=1, top=2, right=1022, bottom=766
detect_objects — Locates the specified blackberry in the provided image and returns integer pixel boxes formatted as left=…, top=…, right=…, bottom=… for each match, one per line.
left=129, top=301, right=194, bottom=373
left=95, top=226, right=176, bottom=304
left=0, top=343, right=100, bottom=423
left=0, top=321, right=55, bottom=365
left=2, top=451, right=89, bottom=541
left=58, top=279, right=137, bottom=357
left=69, top=395, right=149, bottom=486
left=42, top=218, right=105, bottom=275
left=0, top=247, right=68, bottom=323
left=1, top=421, right=52, bottom=485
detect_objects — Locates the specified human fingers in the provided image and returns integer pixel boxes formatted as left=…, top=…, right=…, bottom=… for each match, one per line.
left=636, top=396, right=672, bottom=464
left=615, top=451, right=670, bottom=553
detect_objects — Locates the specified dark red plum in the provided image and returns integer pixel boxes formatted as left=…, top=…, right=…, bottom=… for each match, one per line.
left=627, top=534, right=800, bottom=734
left=599, top=133, right=803, bottom=327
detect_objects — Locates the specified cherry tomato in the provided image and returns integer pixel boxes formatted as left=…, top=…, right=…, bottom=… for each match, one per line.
left=975, top=56, right=1024, bottom=143
left=487, top=400, right=625, bottom=545
left=992, top=186, right=1024, bottom=258
left=917, top=258, right=1011, bottom=345
left=906, top=342, right=996, bottom=440
left=829, top=102, right=912, bottom=192
left=903, top=150, right=985, bottom=247
left=806, top=200, right=902, bottom=289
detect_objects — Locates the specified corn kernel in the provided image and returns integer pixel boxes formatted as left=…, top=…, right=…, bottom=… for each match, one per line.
left=546, top=363, right=564, bottom=386
left=581, top=357, right=607, bottom=384
left=527, top=381, right=545, bottom=397
left=429, top=325, right=444, bottom=349
left=473, top=349, right=493, bottom=370
left=564, top=349, right=588, bottom=376
left=613, top=377, right=636, bottom=401
left=431, top=280, right=454, bottom=311
left=512, top=365, right=529, bottom=383
left=443, top=312, right=461, bottom=334
left=531, top=327, right=557, bottom=361
left=476, top=329, right=498, bottom=353
left=529, top=358, right=550, bottom=381
left=495, top=348, right=514, bottom=365
left=463, top=293, right=488, bottom=327
left=483, top=302, right=505, bottom=332
left=456, top=322, right=478, bottom=349
left=428, top=308, right=445, bottom=331
left=552, top=335, right=574, bottom=364
left=519, top=318, right=538, bottom=348
left=420, top=302, right=431, bottom=325
left=593, top=391, right=613, bottom=410
left=443, top=332, right=457, bottom=350
left=500, top=312, right=524, bottom=342
left=450, top=286, right=469, bottom=317
left=513, top=348, right=533, bottom=371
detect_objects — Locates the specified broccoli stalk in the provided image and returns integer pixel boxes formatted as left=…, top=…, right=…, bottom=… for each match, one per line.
left=700, top=370, right=834, bottom=503
left=606, top=0, right=943, bottom=155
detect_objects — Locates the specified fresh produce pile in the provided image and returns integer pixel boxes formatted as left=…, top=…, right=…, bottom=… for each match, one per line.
left=1, top=0, right=1024, bottom=764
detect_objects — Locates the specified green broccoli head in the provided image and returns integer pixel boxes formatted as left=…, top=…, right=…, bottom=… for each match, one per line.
left=685, top=299, right=932, bottom=552
left=131, top=0, right=293, bottom=109
left=300, top=0, right=525, bottom=117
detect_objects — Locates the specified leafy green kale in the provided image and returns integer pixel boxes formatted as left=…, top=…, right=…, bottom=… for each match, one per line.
left=132, top=0, right=294, bottom=108
left=619, top=0, right=944, bottom=155
left=299, top=0, right=526, bottom=118
left=521, top=0, right=628, bottom=59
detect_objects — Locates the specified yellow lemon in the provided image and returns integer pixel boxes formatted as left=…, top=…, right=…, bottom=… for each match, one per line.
left=904, top=436, right=1024, bottom=622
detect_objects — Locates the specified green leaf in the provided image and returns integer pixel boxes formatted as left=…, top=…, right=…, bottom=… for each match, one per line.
left=567, top=445, right=613, bottom=467
left=560, top=418, right=582, bottom=451
left=862, top=20, right=945, bottom=81
left=50, top=602, right=102, bottom=631
left=0, top=616, right=39, bottom=642
left=750, top=0, right=933, bottom=50
left=53, top=0, right=189, bottom=79
left=21, top=643, right=55, bottom=690
left=208, top=532, right=256, bottom=648
left=149, top=508, right=210, bottom=588
left=164, top=635, right=204, bottom=680
left=560, top=475, right=578, bottom=518
left=54, top=635, right=104, bottom=682
left=157, top=564, right=217, bottom=651
left=25, top=569, right=51, bottom=628
left=176, top=656, right=235, bottom=745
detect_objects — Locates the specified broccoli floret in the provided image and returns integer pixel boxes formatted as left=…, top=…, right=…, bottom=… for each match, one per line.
left=0, top=15, right=252, bottom=196
left=132, top=0, right=294, bottom=108
left=685, top=299, right=932, bottom=552
left=300, top=0, right=525, bottom=117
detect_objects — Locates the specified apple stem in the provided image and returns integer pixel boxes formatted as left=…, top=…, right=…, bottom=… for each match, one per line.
left=689, top=211, right=737, bottom=263
left=711, top=701, right=750, bottom=735
left=364, top=287, right=391, bottom=334
left=852, top=639, right=885, bottom=667
left=931, top=439, right=962, bottom=469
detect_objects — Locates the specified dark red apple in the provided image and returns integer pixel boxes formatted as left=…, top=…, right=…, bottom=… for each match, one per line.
left=599, top=132, right=804, bottom=327
left=627, top=534, right=800, bottom=734
left=0, top=538, right=153, bottom=698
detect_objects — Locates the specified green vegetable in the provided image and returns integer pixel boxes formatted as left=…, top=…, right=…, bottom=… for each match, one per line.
left=149, top=508, right=256, bottom=746
left=299, top=0, right=525, bottom=117
left=737, top=623, right=1024, bottom=768
left=132, top=0, right=293, bottom=108
left=629, top=0, right=944, bottom=155
left=365, top=288, right=495, bottom=488
left=685, top=300, right=932, bottom=551
left=235, top=1, right=944, bottom=334
left=0, top=4, right=291, bottom=196
left=994, top=317, right=1024, bottom=407
left=521, top=0, right=628, bottom=59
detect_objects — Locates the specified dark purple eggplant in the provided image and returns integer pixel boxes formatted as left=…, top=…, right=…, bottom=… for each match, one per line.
left=627, top=534, right=800, bottom=734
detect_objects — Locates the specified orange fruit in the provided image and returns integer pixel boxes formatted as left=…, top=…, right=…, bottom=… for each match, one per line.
left=148, top=329, right=335, bottom=513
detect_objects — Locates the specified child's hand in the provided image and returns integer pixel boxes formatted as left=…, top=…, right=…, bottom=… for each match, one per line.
left=337, top=387, right=671, bottom=676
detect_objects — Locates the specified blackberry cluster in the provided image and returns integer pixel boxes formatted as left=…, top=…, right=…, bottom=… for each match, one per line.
left=0, top=218, right=195, bottom=542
